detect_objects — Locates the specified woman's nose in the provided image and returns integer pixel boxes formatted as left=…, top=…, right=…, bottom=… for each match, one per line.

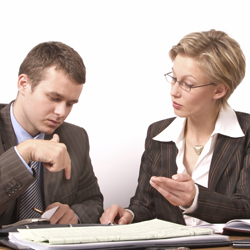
left=170, top=81, right=181, bottom=97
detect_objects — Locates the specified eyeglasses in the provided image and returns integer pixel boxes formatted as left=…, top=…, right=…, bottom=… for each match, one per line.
left=164, top=72, right=215, bottom=92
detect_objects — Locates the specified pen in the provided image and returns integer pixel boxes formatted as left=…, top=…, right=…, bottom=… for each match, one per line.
left=32, top=207, right=44, bottom=215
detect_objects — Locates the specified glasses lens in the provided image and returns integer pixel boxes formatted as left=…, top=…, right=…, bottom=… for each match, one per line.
left=179, top=82, right=191, bottom=92
left=165, top=73, right=174, bottom=84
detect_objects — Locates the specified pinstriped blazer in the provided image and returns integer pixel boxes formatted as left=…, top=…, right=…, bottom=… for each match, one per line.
left=0, top=102, right=103, bottom=226
left=128, top=111, right=250, bottom=225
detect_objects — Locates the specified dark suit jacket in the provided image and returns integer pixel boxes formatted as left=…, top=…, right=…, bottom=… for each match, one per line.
left=129, top=111, right=250, bottom=225
left=0, top=102, right=103, bottom=226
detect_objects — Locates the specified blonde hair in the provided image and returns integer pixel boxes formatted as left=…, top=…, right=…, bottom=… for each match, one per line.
left=169, top=29, right=245, bottom=108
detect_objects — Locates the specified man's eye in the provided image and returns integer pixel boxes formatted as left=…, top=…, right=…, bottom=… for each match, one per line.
left=50, top=97, right=59, bottom=101
left=66, top=102, right=73, bottom=107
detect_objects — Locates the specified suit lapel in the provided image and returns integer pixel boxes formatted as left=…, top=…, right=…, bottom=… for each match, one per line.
left=0, top=102, right=20, bottom=221
left=209, top=134, right=241, bottom=189
left=0, top=102, right=17, bottom=150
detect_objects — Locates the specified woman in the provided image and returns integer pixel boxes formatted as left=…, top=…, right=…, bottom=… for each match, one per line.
left=100, top=29, right=250, bottom=226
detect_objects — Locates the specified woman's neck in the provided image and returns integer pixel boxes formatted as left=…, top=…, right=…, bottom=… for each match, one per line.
left=185, top=105, right=221, bottom=145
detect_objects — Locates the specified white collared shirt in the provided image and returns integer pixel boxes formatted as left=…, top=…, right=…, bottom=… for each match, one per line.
left=153, top=106, right=245, bottom=226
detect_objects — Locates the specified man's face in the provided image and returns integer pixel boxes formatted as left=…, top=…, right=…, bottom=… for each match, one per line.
left=15, top=66, right=83, bottom=136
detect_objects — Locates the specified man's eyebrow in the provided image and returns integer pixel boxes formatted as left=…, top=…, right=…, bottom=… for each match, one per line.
left=49, top=92, right=79, bottom=103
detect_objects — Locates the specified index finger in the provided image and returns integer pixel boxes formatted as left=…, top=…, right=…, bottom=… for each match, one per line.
left=101, top=205, right=120, bottom=224
left=64, top=164, right=71, bottom=180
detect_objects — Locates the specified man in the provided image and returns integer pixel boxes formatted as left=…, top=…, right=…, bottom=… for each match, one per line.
left=0, top=41, right=103, bottom=226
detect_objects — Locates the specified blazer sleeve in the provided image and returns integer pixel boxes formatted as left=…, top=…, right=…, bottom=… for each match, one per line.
left=127, top=124, right=157, bottom=222
left=0, top=147, right=36, bottom=224
left=187, top=139, right=250, bottom=223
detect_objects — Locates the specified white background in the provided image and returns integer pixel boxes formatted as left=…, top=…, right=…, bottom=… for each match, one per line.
left=0, top=0, right=249, bottom=209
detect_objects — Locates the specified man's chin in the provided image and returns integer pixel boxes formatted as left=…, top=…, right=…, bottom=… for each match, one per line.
left=41, top=126, right=58, bottom=135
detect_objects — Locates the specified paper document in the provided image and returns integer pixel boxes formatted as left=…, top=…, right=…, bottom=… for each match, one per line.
left=1, top=206, right=59, bottom=229
left=41, top=206, right=59, bottom=219
left=9, top=232, right=229, bottom=250
left=17, top=219, right=214, bottom=245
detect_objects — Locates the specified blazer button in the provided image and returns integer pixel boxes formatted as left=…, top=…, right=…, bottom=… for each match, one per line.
left=14, top=184, right=19, bottom=191
left=6, top=191, right=12, bottom=197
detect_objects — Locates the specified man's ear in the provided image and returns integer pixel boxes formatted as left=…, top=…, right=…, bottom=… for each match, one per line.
left=213, top=84, right=228, bottom=100
left=17, top=74, right=30, bottom=95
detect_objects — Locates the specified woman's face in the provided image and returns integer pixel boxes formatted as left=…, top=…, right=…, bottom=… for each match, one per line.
left=170, top=54, right=219, bottom=119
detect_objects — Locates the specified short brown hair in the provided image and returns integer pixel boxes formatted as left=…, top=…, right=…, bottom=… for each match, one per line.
left=19, top=41, right=86, bottom=89
left=169, top=29, right=245, bottom=108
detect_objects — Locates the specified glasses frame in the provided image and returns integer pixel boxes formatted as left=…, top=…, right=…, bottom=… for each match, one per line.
left=164, top=72, right=215, bottom=92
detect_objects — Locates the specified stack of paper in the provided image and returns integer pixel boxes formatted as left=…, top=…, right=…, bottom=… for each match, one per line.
left=8, top=219, right=230, bottom=250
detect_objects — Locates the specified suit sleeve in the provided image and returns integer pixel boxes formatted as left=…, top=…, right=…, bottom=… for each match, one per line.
left=128, top=124, right=158, bottom=222
left=0, top=147, right=36, bottom=222
left=187, top=146, right=250, bottom=223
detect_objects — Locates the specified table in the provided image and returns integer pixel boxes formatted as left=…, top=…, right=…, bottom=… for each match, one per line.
left=0, top=247, right=9, bottom=250
left=1, top=236, right=250, bottom=250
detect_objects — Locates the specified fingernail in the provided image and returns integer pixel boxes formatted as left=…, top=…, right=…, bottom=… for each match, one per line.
left=151, top=177, right=156, bottom=182
left=172, top=174, right=178, bottom=180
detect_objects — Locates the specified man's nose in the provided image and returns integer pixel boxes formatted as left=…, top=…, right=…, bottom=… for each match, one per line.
left=54, top=103, right=67, bottom=118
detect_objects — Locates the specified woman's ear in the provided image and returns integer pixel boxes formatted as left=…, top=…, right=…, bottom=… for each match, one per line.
left=17, top=74, right=30, bottom=95
left=213, top=84, right=228, bottom=100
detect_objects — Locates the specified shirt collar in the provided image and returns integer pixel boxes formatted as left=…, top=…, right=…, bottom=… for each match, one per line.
left=212, top=106, right=244, bottom=138
left=10, top=103, right=45, bottom=144
left=153, top=106, right=244, bottom=143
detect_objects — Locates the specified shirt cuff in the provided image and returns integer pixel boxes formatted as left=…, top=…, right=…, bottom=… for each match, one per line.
left=180, top=184, right=199, bottom=214
left=125, top=209, right=134, bottom=223
left=75, top=213, right=81, bottom=224
left=14, top=146, right=33, bottom=175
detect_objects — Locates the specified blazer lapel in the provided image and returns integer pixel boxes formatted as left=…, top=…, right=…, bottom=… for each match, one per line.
left=208, top=134, right=241, bottom=190
left=0, top=102, right=17, bottom=151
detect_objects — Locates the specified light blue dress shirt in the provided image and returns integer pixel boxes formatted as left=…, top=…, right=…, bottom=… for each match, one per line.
left=10, top=103, right=45, bottom=189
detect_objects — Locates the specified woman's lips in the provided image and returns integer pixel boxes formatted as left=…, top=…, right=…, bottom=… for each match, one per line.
left=172, top=101, right=182, bottom=109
